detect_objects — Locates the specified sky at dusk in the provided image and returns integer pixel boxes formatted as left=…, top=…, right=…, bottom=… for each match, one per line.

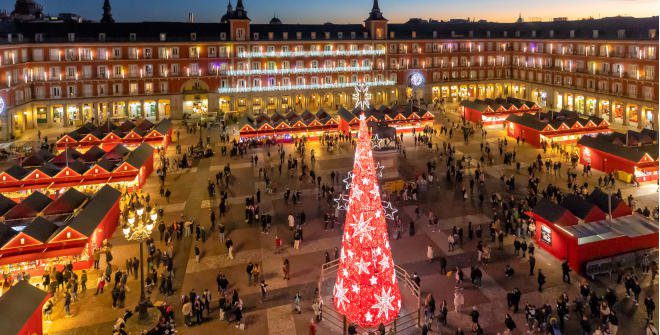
left=1, top=0, right=657, bottom=23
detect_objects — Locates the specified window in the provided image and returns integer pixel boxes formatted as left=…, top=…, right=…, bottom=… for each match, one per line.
left=129, top=33, right=136, bottom=41
left=67, top=33, right=75, bottom=42
left=171, top=47, right=179, bottom=58
left=189, top=47, right=199, bottom=58
left=113, top=47, right=122, bottom=59
left=282, top=77, right=290, bottom=85
left=145, top=82, right=154, bottom=94
left=236, top=28, right=245, bottom=40
left=129, top=83, right=139, bottom=94
left=51, top=86, right=61, bottom=98
left=113, top=83, right=122, bottom=95
left=190, top=33, right=197, bottom=41
left=98, top=66, right=107, bottom=78
left=159, top=82, right=168, bottom=93
left=159, top=33, right=166, bottom=41
left=98, top=33, right=105, bottom=41
left=311, top=32, right=316, bottom=39
left=171, top=63, right=179, bottom=75
left=283, top=32, right=288, bottom=40
left=208, top=47, right=217, bottom=57
left=220, top=32, right=227, bottom=40
left=67, top=85, right=76, bottom=97
left=253, top=32, right=259, bottom=40
left=35, top=33, right=43, bottom=42
left=113, top=65, right=122, bottom=77
left=296, top=32, right=302, bottom=40
left=83, top=84, right=93, bottom=96
left=32, top=49, right=43, bottom=61
left=145, top=64, right=153, bottom=76
left=338, top=32, right=343, bottom=39
left=97, top=84, right=107, bottom=96
left=82, top=65, right=92, bottom=78
left=143, top=48, right=152, bottom=59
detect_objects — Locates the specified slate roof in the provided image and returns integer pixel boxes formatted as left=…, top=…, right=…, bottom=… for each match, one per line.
left=153, top=118, right=172, bottom=136
left=22, top=216, right=58, bottom=243
left=561, top=194, right=601, bottom=220
left=125, top=143, right=154, bottom=169
left=42, top=188, right=87, bottom=216
left=4, top=165, right=29, bottom=180
left=0, top=194, right=16, bottom=216
left=4, top=191, right=51, bottom=220
left=0, top=16, right=655, bottom=44
left=587, top=188, right=625, bottom=213
left=79, top=146, right=106, bottom=162
left=63, top=185, right=120, bottom=237
left=533, top=198, right=576, bottom=224
left=0, top=280, right=48, bottom=335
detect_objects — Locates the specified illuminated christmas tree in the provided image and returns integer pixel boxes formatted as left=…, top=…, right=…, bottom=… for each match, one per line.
left=333, top=113, right=401, bottom=328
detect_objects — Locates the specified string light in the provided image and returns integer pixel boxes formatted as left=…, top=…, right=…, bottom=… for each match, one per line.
left=237, top=49, right=385, bottom=59
left=223, top=65, right=371, bottom=76
left=218, top=80, right=395, bottom=94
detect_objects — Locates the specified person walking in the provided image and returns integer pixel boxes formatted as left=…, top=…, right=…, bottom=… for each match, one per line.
left=537, top=269, right=546, bottom=292
left=453, top=289, right=464, bottom=313
left=260, top=279, right=268, bottom=302
left=426, top=245, right=434, bottom=263
left=194, top=245, right=201, bottom=263
left=225, top=236, right=234, bottom=259
left=561, top=259, right=571, bottom=284
left=283, top=258, right=290, bottom=280
left=528, top=254, right=536, bottom=276
left=644, top=296, right=655, bottom=320
left=64, top=290, right=72, bottom=317
left=293, top=291, right=303, bottom=313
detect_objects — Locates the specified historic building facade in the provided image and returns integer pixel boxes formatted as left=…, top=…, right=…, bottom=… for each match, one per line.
left=0, top=0, right=656, bottom=140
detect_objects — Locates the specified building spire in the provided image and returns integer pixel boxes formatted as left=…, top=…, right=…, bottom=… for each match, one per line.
left=101, top=0, right=115, bottom=23
left=366, top=0, right=386, bottom=21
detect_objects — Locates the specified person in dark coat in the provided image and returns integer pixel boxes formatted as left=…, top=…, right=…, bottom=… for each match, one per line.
left=537, top=269, right=546, bottom=292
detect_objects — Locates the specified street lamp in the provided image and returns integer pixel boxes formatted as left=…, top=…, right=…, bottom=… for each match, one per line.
left=122, top=207, right=158, bottom=320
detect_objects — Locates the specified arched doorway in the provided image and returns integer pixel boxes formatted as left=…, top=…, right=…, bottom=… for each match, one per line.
left=181, top=79, right=210, bottom=119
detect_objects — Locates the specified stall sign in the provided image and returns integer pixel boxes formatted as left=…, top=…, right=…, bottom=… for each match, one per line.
left=541, top=225, right=552, bottom=245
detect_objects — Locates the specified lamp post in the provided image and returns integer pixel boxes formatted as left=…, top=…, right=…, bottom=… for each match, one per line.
left=122, top=207, right=158, bottom=321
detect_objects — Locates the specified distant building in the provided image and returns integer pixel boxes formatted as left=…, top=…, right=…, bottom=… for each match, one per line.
left=553, top=17, right=568, bottom=22
left=10, top=0, right=43, bottom=21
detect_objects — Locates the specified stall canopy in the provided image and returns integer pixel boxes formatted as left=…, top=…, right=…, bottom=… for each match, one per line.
left=561, top=194, right=607, bottom=222
left=79, top=146, right=106, bottom=163
left=561, top=214, right=659, bottom=245
left=0, top=280, right=48, bottom=335
left=4, top=192, right=52, bottom=221
left=125, top=143, right=154, bottom=169
left=532, top=198, right=578, bottom=226
left=42, top=188, right=88, bottom=216
left=63, top=185, right=121, bottom=237
left=20, top=216, right=59, bottom=244
left=0, top=194, right=16, bottom=216
left=586, top=188, right=632, bottom=218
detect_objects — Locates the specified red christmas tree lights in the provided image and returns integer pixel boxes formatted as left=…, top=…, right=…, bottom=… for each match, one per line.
left=333, top=114, right=401, bottom=328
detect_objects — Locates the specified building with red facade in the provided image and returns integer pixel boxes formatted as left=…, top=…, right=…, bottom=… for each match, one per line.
left=461, top=97, right=541, bottom=125
left=577, top=130, right=658, bottom=182
left=505, top=110, right=611, bottom=147
left=0, top=0, right=654, bottom=141
left=529, top=195, right=657, bottom=274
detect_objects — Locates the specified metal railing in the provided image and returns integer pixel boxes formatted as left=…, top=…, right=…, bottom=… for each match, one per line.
left=318, top=259, right=421, bottom=334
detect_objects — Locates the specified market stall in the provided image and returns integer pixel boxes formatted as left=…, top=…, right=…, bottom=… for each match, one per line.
left=0, top=280, right=48, bottom=335
left=505, top=112, right=611, bottom=148
left=578, top=130, right=659, bottom=183
left=0, top=185, right=121, bottom=276
left=461, top=97, right=541, bottom=125
left=56, top=118, right=172, bottom=151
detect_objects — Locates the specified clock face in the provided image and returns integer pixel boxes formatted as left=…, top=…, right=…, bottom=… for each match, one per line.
left=409, top=72, right=424, bottom=87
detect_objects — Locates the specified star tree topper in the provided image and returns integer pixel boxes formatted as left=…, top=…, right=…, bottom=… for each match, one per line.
left=353, top=82, right=372, bottom=110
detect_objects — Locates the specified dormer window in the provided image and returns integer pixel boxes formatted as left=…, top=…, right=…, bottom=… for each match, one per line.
left=268, top=32, right=274, bottom=40
left=129, top=33, right=136, bottom=41
left=412, top=31, right=416, bottom=38
left=468, top=31, right=474, bottom=38
left=325, top=32, right=330, bottom=39
left=311, top=32, right=316, bottom=39
left=351, top=31, right=357, bottom=39
left=363, top=32, right=368, bottom=39
left=35, top=33, right=43, bottom=42
left=531, top=30, right=536, bottom=38
left=296, top=32, right=302, bottom=40
left=433, top=31, right=437, bottom=38
left=67, top=33, right=75, bottom=42
left=389, top=31, right=394, bottom=39
left=220, top=32, right=227, bottom=40
left=592, top=30, right=598, bottom=39
left=17, top=34, right=23, bottom=42
left=486, top=31, right=491, bottom=38
left=253, top=32, right=259, bottom=40
left=283, top=32, right=288, bottom=40
left=569, top=30, right=575, bottom=38
left=549, top=30, right=554, bottom=38
left=159, top=33, right=166, bottom=41
left=515, top=30, right=520, bottom=37
left=338, top=32, right=343, bottom=39
left=98, top=33, right=106, bottom=42
left=617, top=29, right=625, bottom=39
left=190, top=33, right=197, bottom=41
left=650, top=29, right=657, bottom=39
left=503, top=31, right=508, bottom=37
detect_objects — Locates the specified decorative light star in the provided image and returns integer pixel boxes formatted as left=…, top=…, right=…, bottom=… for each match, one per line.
left=370, top=276, right=378, bottom=285
left=378, top=255, right=391, bottom=270
left=371, top=287, right=397, bottom=320
left=370, top=185, right=380, bottom=198
left=351, top=184, right=364, bottom=200
left=334, top=279, right=349, bottom=309
left=375, top=162, right=385, bottom=178
left=351, top=213, right=375, bottom=243
left=371, top=134, right=381, bottom=150
left=353, top=83, right=372, bottom=110
left=343, top=172, right=354, bottom=190
left=334, top=193, right=350, bottom=211
left=382, top=201, right=399, bottom=220
left=352, top=284, right=361, bottom=293
left=354, top=257, right=371, bottom=275
left=365, top=311, right=373, bottom=323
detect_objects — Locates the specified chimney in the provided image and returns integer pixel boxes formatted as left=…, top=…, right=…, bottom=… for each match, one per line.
left=188, top=12, right=194, bottom=23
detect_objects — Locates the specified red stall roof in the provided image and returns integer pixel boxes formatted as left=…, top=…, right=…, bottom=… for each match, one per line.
left=0, top=280, right=48, bottom=335
left=532, top=198, right=578, bottom=226
left=4, top=192, right=52, bottom=221
left=58, top=185, right=121, bottom=237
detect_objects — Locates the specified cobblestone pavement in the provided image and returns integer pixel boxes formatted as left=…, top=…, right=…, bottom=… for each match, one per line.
left=41, top=109, right=658, bottom=335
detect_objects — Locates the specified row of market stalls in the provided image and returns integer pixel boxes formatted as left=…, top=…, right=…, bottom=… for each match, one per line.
left=238, top=105, right=434, bottom=141
left=0, top=143, right=154, bottom=199
left=56, top=118, right=172, bottom=152
left=0, top=185, right=122, bottom=276
left=577, top=129, right=659, bottom=182
left=529, top=189, right=658, bottom=274
left=505, top=110, right=612, bottom=148
left=460, top=97, right=542, bottom=125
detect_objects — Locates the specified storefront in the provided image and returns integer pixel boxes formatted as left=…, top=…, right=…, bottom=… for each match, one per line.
left=627, top=105, right=639, bottom=125
left=128, top=101, right=142, bottom=119
left=585, top=98, right=597, bottom=115
left=35, top=106, right=48, bottom=124
left=575, top=95, right=585, bottom=113
left=66, top=105, right=79, bottom=126
left=144, top=100, right=157, bottom=119
left=183, top=94, right=208, bottom=117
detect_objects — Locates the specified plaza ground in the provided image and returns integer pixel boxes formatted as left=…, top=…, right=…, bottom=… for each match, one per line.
left=26, top=105, right=659, bottom=335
